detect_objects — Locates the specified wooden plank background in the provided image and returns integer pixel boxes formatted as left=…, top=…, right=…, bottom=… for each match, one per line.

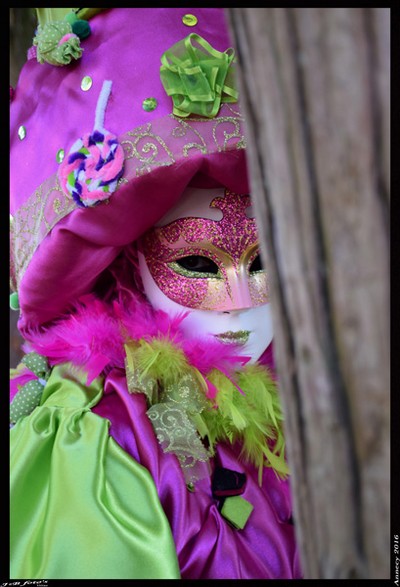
left=226, top=7, right=390, bottom=580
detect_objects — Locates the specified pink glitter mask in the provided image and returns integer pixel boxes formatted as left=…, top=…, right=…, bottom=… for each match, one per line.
left=138, top=189, right=269, bottom=311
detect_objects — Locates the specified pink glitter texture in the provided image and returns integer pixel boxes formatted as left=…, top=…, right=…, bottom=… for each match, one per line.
left=138, top=190, right=269, bottom=311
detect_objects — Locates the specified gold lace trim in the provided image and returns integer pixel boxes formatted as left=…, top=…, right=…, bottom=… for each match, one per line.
left=126, top=352, right=213, bottom=485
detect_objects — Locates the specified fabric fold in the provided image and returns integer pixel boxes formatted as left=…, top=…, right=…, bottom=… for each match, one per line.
left=10, top=364, right=180, bottom=580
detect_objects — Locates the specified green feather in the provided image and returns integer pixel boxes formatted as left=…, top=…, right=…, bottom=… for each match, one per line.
left=203, top=364, right=289, bottom=481
left=136, top=338, right=190, bottom=389
left=125, top=337, right=289, bottom=481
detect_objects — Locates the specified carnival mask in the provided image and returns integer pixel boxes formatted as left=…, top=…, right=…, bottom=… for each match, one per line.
left=137, top=187, right=273, bottom=361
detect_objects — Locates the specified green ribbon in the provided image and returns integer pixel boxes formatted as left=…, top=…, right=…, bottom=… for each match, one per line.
left=10, top=352, right=51, bottom=425
left=160, top=33, right=238, bottom=118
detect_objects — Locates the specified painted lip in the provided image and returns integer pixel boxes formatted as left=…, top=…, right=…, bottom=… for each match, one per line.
left=214, top=330, right=251, bottom=345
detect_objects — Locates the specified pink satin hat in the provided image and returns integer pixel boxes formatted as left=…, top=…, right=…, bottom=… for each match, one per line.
left=10, top=8, right=249, bottom=334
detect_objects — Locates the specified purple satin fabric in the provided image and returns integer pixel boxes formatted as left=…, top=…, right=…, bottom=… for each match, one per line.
left=92, top=367, right=302, bottom=579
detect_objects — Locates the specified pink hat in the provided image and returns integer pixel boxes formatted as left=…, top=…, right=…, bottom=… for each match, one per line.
left=10, top=8, right=249, bottom=335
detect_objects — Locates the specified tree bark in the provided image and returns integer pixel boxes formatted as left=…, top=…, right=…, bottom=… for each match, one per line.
left=226, top=7, right=389, bottom=579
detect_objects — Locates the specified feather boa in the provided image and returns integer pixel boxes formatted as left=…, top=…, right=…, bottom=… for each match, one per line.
left=23, top=293, right=251, bottom=386
left=23, top=293, right=288, bottom=480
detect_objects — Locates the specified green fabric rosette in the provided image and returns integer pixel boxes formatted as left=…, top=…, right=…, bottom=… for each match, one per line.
left=160, top=33, right=238, bottom=118
left=33, top=20, right=83, bottom=66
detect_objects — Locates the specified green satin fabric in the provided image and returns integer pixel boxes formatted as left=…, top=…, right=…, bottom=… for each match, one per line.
left=10, top=363, right=181, bottom=579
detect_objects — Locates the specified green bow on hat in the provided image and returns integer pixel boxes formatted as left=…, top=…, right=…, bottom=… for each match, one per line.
left=160, top=33, right=239, bottom=119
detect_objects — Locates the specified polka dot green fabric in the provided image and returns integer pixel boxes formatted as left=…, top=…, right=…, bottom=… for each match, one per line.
left=10, top=352, right=51, bottom=425
left=22, top=352, right=50, bottom=380
left=10, top=380, right=46, bottom=425
left=33, top=21, right=83, bottom=66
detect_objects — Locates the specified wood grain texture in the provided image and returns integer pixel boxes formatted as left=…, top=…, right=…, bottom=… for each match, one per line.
left=226, top=7, right=389, bottom=579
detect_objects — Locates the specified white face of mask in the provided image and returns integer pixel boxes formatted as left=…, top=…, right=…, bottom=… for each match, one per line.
left=137, top=186, right=274, bottom=362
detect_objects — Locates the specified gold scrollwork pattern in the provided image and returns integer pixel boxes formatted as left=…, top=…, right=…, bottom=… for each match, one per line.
left=10, top=176, right=75, bottom=291
left=147, top=402, right=211, bottom=485
left=126, top=349, right=213, bottom=485
left=10, top=104, right=246, bottom=290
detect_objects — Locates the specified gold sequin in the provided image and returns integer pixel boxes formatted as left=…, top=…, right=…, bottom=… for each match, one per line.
left=182, top=14, right=198, bottom=27
left=81, top=75, right=93, bottom=91
left=56, top=149, right=65, bottom=163
left=18, top=126, right=26, bottom=140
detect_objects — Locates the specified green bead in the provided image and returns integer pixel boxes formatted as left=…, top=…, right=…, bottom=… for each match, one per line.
left=10, top=292, right=20, bottom=311
left=65, top=11, right=78, bottom=25
left=142, top=97, right=158, bottom=112
left=72, top=20, right=91, bottom=40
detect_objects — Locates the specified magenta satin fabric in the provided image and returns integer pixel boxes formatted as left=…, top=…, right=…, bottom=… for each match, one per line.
left=11, top=8, right=250, bottom=333
left=10, top=8, right=233, bottom=212
left=92, top=367, right=302, bottom=580
left=17, top=148, right=248, bottom=333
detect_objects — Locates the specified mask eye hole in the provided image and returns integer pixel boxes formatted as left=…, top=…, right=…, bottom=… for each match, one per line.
left=249, top=254, right=263, bottom=273
left=175, top=255, right=219, bottom=274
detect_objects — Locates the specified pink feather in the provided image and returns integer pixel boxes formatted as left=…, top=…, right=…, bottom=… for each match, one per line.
left=23, top=292, right=266, bottom=386
left=24, top=296, right=125, bottom=383
left=182, top=337, right=250, bottom=376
